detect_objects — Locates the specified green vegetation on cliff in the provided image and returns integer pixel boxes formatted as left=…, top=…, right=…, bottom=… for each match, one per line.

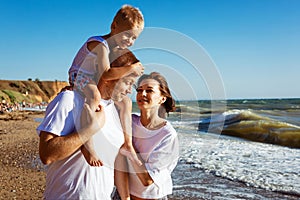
left=0, top=80, right=68, bottom=103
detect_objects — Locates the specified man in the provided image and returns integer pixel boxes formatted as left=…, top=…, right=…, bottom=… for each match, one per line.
left=37, top=70, right=139, bottom=199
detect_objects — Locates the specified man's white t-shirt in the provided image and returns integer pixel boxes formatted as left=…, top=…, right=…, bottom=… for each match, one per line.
left=37, top=90, right=124, bottom=199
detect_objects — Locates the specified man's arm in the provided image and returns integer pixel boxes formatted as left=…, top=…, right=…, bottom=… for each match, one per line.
left=39, top=104, right=105, bottom=164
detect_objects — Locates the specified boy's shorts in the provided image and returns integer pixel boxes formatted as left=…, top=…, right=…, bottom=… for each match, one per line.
left=70, top=70, right=96, bottom=93
left=69, top=71, right=77, bottom=86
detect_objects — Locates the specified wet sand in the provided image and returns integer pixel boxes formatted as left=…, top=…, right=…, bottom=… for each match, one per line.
left=0, top=111, right=45, bottom=199
left=169, top=163, right=300, bottom=200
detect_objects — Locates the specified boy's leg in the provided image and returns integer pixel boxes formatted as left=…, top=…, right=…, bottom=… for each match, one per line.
left=82, top=83, right=102, bottom=111
left=119, top=135, right=142, bottom=166
left=120, top=103, right=142, bottom=165
left=114, top=152, right=130, bottom=200
left=81, top=139, right=103, bottom=167
left=80, top=84, right=104, bottom=166
left=74, top=71, right=101, bottom=111
left=115, top=97, right=142, bottom=166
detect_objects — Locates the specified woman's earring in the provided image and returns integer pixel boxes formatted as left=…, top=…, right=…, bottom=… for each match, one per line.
left=160, top=97, right=167, bottom=104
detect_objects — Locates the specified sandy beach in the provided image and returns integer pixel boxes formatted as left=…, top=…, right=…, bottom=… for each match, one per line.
left=0, top=111, right=45, bottom=199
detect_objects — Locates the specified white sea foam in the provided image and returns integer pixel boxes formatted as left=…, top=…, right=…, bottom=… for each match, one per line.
left=178, top=131, right=300, bottom=195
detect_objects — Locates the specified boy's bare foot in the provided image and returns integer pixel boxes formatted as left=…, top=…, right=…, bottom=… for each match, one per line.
left=81, top=146, right=103, bottom=167
left=119, top=144, right=142, bottom=166
left=90, top=158, right=103, bottom=167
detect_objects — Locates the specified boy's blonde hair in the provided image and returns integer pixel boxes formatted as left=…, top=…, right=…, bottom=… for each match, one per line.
left=112, top=5, right=144, bottom=30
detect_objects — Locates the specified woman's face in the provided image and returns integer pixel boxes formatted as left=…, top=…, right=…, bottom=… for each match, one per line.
left=136, top=79, right=165, bottom=110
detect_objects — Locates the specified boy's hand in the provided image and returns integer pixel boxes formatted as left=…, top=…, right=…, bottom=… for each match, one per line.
left=130, top=62, right=144, bottom=76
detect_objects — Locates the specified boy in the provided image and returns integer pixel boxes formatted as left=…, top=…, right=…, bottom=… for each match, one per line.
left=69, top=5, right=144, bottom=166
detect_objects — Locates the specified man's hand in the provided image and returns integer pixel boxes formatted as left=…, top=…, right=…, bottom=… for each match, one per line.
left=84, top=103, right=106, bottom=133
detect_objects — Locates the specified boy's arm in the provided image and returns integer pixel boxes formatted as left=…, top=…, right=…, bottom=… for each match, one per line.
left=88, top=41, right=144, bottom=80
left=102, top=62, right=144, bottom=81
left=87, top=41, right=111, bottom=79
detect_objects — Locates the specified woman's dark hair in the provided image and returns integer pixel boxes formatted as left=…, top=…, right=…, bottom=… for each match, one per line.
left=137, top=72, right=176, bottom=115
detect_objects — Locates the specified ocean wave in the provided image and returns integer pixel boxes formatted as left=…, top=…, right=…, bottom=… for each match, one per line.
left=198, top=109, right=300, bottom=148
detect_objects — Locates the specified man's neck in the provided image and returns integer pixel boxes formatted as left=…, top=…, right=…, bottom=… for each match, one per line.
left=98, top=84, right=111, bottom=100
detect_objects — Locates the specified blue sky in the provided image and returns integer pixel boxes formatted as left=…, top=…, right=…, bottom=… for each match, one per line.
left=0, top=0, right=299, bottom=100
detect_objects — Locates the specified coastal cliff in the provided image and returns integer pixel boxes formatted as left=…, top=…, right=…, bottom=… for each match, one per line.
left=0, top=80, right=68, bottom=103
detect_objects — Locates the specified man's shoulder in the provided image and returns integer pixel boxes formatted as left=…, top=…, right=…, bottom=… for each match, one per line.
left=46, top=90, right=80, bottom=112
left=53, top=90, right=75, bottom=103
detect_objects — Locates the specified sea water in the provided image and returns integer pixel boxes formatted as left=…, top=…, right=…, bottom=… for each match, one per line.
left=135, top=99, right=300, bottom=199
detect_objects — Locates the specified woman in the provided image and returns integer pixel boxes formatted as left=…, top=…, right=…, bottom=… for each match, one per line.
left=114, top=72, right=179, bottom=200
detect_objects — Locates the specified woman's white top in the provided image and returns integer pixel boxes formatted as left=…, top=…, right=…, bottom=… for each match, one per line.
left=129, top=114, right=179, bottom=199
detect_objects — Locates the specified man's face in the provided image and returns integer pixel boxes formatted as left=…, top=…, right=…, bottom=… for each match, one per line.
left=111, top=75, right=138, bottom=101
